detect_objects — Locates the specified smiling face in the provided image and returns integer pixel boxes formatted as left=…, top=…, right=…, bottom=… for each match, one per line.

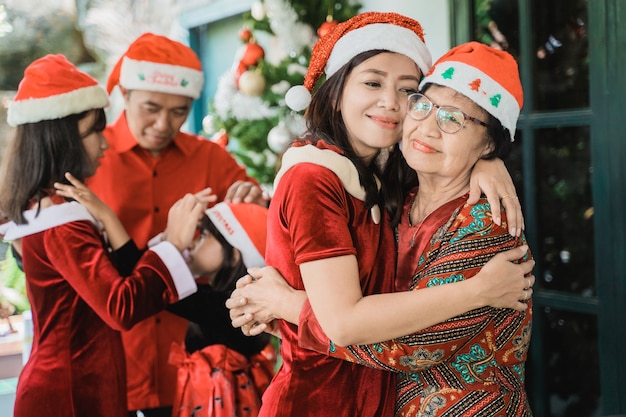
left=121, top=88, right=193, bottom=157
left=401, top=85, right=494, bottom=187
left=79, top=110, right=109, bottom=176
left=338, top=52, right=421, bottom=163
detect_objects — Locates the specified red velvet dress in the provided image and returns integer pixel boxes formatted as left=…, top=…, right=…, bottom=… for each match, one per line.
left=6, top=199, right=196, bottom=417
left=300, top=191, right=533, bottom=416
left=259, top=142, right=397, bottom=417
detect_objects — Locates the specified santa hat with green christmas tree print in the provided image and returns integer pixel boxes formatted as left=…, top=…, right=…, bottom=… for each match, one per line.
left=285, top=11, right=432, bottom=111
left=107, top=33, right=204, bottom=99
left=419, top=41, right=524, bottom=141
left=7, top=54, right=108, bottom=127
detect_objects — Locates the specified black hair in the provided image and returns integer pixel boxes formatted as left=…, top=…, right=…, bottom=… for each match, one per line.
left=0, top=108, right=107, bottom=224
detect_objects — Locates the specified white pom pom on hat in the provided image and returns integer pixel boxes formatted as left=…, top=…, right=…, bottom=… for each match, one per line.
left=285, top=11, right=432, bottom=111
left=285, top=85, right=311, bottom=112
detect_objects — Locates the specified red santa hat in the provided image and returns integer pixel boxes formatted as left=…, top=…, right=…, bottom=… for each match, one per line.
left=206, top=202, right=267, bottom=268
left=285, top=11, right=432, bottom=111
left=419, top=41, right=523, bottom=141
left=7, top=54, right=108, bottom=127
left=107, top=33, right=204, bottom=99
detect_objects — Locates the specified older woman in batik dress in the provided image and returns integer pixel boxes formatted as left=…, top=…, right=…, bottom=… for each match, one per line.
left=298, top=42, right=533, bottom=417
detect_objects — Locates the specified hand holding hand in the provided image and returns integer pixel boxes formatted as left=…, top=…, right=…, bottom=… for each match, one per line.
left=226, top=266, right=306, bottom=335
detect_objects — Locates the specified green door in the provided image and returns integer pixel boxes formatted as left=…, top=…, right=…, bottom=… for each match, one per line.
left=452, top=0, right=626, bottom=415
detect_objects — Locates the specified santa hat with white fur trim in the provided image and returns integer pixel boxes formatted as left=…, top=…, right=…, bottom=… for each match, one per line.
left=419, top=41, right=523, bottom=141
left=7, top=54, right=108, bottom=127
left=205, top=202, right=267, bottom=268
left=107, top=33, right=204, bottom=99
left=285, top=11, right=432, bottom=111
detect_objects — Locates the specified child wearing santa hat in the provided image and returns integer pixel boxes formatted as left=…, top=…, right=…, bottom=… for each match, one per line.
left=225, top=11, right=531, bottom=417
left=0, top=54, right=204, bottom=417
left=166, top=202, right=277, bottom=417
left=55, top=178, right=278, bottom=417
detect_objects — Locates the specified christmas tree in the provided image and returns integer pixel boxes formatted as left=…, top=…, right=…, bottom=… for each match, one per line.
left=204, top=0, right=361, bottom=186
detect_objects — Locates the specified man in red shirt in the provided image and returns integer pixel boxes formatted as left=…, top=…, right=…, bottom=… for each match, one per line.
left=87, top=33, right=267, bottom=417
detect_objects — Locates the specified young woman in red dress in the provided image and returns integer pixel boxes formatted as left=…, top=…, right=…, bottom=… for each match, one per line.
left=0, top=54, right=204, bottom=417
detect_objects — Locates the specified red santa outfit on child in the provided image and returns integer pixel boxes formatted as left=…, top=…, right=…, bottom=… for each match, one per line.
left=2, top=55, right=197, bottom=417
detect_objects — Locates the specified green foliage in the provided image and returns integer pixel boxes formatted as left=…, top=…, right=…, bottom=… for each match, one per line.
left=1, top=244, right=29, bottom=314
left=290, top=0, right=362, bottom=27
left=245, top=0, right=361, bottom=33
left=230, top=117, right=278, bottom=185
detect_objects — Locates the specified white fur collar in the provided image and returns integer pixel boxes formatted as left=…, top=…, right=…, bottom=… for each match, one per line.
left=274, top=144, right=382, bottom=224
left=0, top=201, right=99, bottom=240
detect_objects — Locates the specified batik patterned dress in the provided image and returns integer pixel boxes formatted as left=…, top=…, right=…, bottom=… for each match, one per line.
left=300, top=190, right=533, bottom=417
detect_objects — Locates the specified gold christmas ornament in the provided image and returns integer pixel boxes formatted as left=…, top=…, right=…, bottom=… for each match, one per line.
left=238, top=70, right=266, bottom=96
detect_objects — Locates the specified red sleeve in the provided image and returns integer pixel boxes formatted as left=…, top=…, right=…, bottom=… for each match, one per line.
left=297, top=300, right=331, bottom=352
left=45, top=221, right=180, bottom=331
left=277, top=163, right=358, bottom=266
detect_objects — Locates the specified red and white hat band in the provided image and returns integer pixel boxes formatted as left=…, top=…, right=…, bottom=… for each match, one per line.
left=327, top=24, right=432, bottom=78
left=206, top=204, right=265, bottom=268
left=119, top=57, right=204, bottom=99
left=7, top=85, right=108, bottom=127
left=420, top=60, right=519, bottom=140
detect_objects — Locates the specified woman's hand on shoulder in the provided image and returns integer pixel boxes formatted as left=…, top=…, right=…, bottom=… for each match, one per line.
left=469, top=158, right=524, bottom=237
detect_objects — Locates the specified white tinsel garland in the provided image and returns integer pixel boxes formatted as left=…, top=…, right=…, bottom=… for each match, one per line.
left=264, top=0, right=316, bottom=55
left=213, top=71, right=278, bottom=122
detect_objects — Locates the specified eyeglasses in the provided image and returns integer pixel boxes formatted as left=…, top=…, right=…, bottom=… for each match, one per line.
left=406, top=93, right=488, bottom=134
